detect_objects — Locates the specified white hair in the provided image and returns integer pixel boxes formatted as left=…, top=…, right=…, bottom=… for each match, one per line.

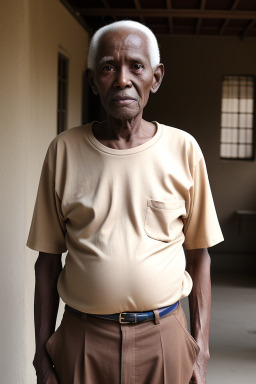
left=87, top=20, right=160, bottom=69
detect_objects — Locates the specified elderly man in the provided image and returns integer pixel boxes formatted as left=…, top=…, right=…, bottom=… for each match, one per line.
left=27, top=20, right=223, bottom=384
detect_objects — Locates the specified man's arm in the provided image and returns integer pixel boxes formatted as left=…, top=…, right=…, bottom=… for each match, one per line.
left=33, top=252, right=62, bottom=384
left=185, top=248, right=211, bottom=384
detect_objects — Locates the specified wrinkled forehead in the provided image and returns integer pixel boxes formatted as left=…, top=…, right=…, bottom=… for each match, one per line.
left=95, top=29, right=150, bottom=62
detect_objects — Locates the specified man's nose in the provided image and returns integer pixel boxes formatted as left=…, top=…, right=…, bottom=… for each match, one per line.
left=113, top=68, right=132, bottom=89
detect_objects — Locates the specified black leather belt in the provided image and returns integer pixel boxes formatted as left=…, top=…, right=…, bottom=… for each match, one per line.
left=66, top=301, right=179, bottom=324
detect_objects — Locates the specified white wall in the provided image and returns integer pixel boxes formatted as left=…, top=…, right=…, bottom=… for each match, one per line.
left=144, top=34, right=256, bottom=272
left=0, top=0, right=88, bottom=382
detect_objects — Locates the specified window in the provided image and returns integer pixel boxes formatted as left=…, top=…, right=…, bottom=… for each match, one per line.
left=57, top=53, right=69, bottom=134
left=220, top=75, right=255, bottom=160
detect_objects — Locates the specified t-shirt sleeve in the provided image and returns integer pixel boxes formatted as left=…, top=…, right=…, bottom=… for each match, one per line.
left=183, top=154, right=224, bottom=250
left=26, top=154, right=67, bottom=254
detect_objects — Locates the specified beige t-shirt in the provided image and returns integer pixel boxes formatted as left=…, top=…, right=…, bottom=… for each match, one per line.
left=27, top=122, right=223, bottom=314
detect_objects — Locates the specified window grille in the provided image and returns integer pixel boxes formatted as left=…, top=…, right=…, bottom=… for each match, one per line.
left=220, top=75, right=255, bottom=160
left=57, top=53, right=69, bottom=134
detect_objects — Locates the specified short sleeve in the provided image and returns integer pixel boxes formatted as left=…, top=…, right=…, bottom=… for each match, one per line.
left=26, top=155, right=67, bottom=254
left=183, top=156, right=224, bottom=250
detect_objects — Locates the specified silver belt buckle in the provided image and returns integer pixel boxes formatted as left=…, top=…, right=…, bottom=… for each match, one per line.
left=119, top=312, right=137, bottom=324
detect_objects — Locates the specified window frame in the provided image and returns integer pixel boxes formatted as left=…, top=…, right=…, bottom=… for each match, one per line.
left=57, top=53, right=69, bottom=135
left=220, top=74, right=255, bottom=162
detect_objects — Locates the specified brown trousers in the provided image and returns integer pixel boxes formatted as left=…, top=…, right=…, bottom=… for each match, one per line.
left=46, top=303, right=199, bottom=384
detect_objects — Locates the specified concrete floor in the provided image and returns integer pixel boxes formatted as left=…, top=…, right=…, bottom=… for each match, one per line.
left=182, top=274, right=256, bottom=384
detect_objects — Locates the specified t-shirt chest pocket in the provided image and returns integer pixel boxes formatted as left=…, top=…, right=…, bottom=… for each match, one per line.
left=144, top=199, right=186, bottom=242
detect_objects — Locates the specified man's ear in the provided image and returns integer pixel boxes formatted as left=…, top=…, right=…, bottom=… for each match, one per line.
left=151, top=63, right=164, bottom=94
left=86, top=68, right=99, bottom=95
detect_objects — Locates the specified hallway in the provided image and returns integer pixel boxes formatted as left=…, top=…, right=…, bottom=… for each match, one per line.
left=183, top=273, right=256, bottom=384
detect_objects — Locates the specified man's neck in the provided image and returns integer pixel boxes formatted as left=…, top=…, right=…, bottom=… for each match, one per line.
left=92, top=116, right=157, bottom=150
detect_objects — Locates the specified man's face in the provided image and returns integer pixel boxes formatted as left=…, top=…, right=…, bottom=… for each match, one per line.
left=90, top=29, right=156, bottom=120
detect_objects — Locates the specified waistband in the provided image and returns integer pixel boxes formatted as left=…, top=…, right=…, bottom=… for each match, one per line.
left=66, top=301, right=179, bottom=324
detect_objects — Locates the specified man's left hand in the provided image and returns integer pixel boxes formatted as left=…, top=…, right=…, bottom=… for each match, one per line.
left=190, top=347, right=210, bottom=384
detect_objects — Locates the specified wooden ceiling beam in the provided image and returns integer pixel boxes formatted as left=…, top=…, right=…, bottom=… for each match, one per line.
left=219, top=0, right=240, bottom=35
left=100, top=0, right=111, bottom=8
left=166, top=0, right=174, bottom=34
left=219, top=20, right=229, bottom=35
left=173, top=25, right=245, bottom=32
left=133, top=0, right=145, bottom=24
left=78, top=8, right=256, bottom=20
left=195, top=0, right=207, bottom=35
left=242, top=20, right=256, bottom=38
left=100, top=0, right=118, bottom=21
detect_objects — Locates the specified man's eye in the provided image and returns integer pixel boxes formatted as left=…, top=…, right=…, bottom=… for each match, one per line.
left=132, top=63, right=143, bottom=70
left=102, top=65, right=114, bottom=72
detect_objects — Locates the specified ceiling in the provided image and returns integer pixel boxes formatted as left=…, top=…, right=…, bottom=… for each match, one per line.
left=60, top=0, right=256, bottom=38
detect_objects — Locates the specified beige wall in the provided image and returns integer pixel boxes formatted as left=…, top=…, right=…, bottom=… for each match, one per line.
left=144, top=35, right=256, bottom=271
left=0, top=1, right=29, bottom=382
left=0, top=0, right=88, bottom=382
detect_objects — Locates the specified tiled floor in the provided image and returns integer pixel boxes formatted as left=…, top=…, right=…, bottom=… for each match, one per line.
left=182, top=274, right=256, bottom=384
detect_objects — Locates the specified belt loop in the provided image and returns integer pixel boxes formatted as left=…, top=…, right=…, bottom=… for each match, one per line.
left=153, top=309, right=160, bottom=325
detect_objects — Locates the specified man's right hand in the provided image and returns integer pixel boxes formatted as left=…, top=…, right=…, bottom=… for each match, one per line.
left=34, top=253, right=62, bottom=384
left=37, top=369, right=59, bottom=384
left=37, top=370, right=59, bottom=384
left=34, top=354, right=59, bottom=384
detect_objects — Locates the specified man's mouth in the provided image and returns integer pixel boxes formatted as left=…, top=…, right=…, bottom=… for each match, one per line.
left=111, top=96, right=137, bottom=106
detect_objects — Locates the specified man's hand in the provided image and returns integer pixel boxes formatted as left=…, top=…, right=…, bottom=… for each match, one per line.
left=185, top=248, right=211, bottom=384
left=33, top=352, right=59, bottom=384
left=190, top=341, right=210, bottom=383
left=36, top=367, right=59, bottom=384
left=34, top=252, right=62, bottom=384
